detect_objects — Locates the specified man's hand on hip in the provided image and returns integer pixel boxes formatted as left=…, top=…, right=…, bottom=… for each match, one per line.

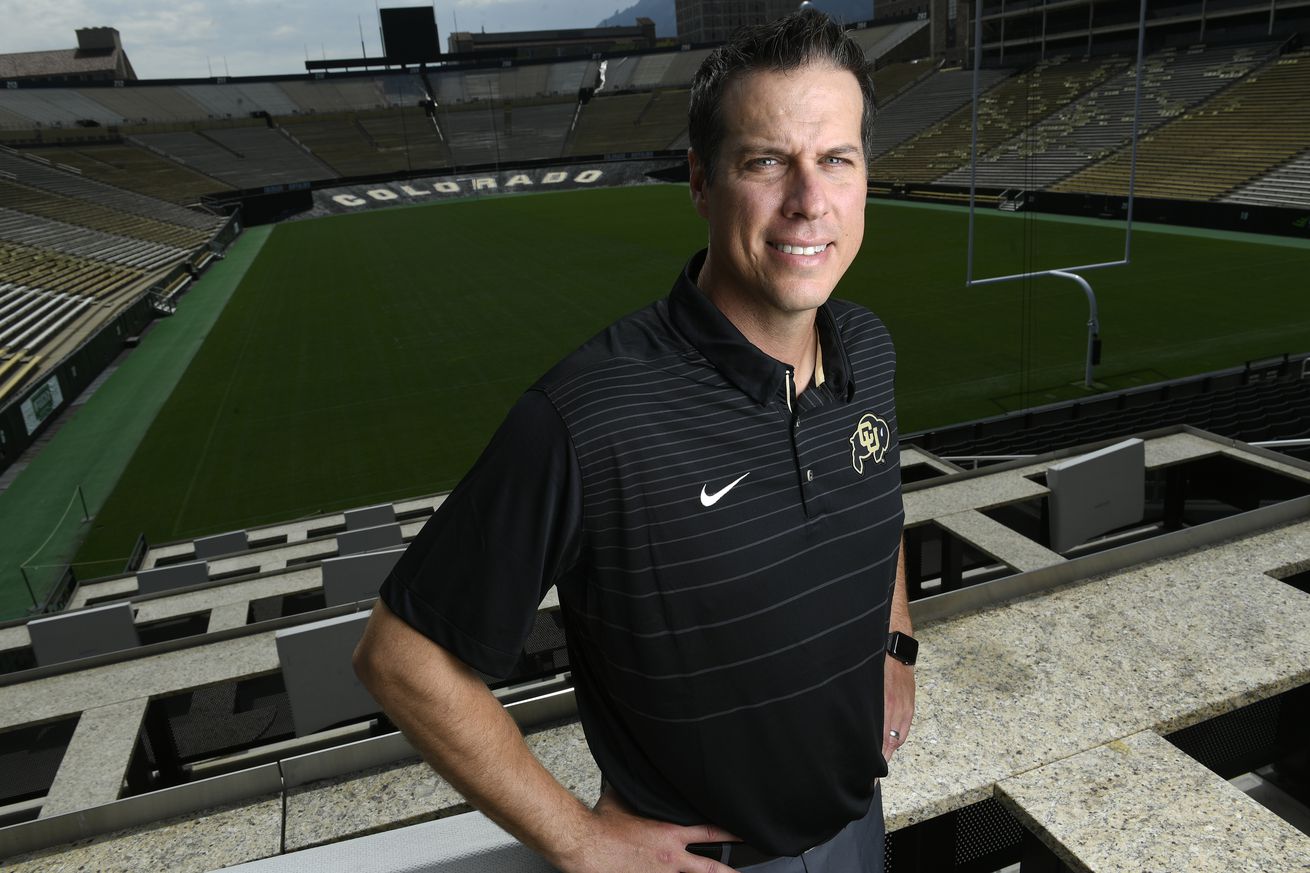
left=882, top=655, right=916, bottom=763
left=556, top=785, right=741, bottom=873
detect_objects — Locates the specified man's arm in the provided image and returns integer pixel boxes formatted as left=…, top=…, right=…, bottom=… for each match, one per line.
left=353, top=600, right=738, bottom=873
left=882, top=533, right=915, bottom=763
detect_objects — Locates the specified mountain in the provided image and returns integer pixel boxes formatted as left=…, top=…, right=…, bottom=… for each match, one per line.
left=595, top=0, right=875, bottom=40
left=596, top=0, right=677, bottom=37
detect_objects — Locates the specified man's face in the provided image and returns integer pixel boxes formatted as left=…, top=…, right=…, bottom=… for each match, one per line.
left=690, top=63, right=866, bottom=320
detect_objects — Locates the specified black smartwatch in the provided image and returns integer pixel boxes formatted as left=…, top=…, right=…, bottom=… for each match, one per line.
left=886, top=631, right=918, bottom=666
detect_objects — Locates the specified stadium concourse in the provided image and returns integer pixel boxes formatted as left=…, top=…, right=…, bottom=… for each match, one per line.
left=1, top=3, right=1309, bottom=871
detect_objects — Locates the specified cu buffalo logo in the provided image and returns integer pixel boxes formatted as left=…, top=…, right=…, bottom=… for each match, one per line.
left=850, top=412, right=890, bottom=474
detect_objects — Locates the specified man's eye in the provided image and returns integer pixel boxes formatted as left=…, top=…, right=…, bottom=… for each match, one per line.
left=751, top=157, right=779, bottom=167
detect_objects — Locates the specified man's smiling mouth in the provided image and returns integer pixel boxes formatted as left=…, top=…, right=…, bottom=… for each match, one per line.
left=769, top=242, right=830, bottom=256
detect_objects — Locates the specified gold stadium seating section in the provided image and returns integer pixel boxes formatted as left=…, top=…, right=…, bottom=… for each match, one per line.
left=1053, top=48, right=1310, bottom=201
left=0, top=241, right=144, bottom=299
left=22, top=143, right=233, bottom=204
left=872, top=54, right=1129, bottom=185
left=0, top=179, right=211, bottom=249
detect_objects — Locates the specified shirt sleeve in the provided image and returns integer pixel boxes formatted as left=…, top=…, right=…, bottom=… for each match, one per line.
left=378, top=388, right=581, bottom=680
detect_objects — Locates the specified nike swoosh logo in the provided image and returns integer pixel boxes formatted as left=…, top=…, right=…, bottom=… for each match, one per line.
left=700, top=472, right=749, bottom=507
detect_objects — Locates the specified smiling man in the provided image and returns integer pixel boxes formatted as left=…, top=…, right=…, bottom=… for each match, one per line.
left=355, top=9, right=914, bottom=873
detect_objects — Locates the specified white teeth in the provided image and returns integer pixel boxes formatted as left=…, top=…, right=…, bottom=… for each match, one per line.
left=775, top=243, right=827, bottom=255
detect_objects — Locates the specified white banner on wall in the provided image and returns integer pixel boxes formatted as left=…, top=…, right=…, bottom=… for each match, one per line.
left=21, top=375, right=64, bottom=436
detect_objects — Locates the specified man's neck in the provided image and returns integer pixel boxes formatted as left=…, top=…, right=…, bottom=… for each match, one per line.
left=704, top=286, right=820, bottom=395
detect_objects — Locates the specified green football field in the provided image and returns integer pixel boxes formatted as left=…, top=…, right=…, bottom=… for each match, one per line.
left=56, top=185, right=1310, bottom=581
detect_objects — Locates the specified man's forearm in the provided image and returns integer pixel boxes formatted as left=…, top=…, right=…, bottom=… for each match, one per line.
left=890, top=533, right=912, bottom=635
left=353, top=601, right=592, bottom=869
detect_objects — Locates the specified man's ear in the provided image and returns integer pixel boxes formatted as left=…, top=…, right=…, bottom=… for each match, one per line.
left=688, top=148, right=710, bottom=220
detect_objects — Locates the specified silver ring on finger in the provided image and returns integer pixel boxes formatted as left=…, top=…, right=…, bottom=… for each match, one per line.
left=888, top=729, right=900, bottom=740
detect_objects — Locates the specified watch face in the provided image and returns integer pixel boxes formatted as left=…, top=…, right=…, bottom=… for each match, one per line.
left=890, top=632, right=918, bottom=665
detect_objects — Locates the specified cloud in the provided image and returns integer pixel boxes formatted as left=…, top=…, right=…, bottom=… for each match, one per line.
left=2, top=0, right=628, bottom=79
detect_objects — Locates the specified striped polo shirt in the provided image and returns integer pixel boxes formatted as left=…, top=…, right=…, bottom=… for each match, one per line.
left=382, top=249, right=903, bottom=857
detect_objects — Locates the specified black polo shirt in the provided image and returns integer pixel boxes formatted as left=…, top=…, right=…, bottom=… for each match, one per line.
left=381, top=249, right=904, bottom=856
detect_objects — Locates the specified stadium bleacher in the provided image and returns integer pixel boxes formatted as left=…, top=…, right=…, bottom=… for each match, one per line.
left=544, top=59, right=597, bottom=96
left=0, top=145, right=224, bottom=402
left=177, top=81, right=303, bottom=118
left=16, top=142, right=232, bottom=204
left=936, top=42, right=1278, bottom=189
left=871, top=59, right=937, bottom=107
left=567, top=89, right=689, bottom=156
left=873, top=54, right=1129, bottom=184
left=1053, top=47, right=1310, bottom=202
left=657, top=48, right=713, bottom=87
left=1227, top=146, right=1310, bottom=208
left=0, top=148, right=220, bottom=233
left=277, top=78, right=391, bottom=114
left=72, top=85, right=208, bottom=125
left=132, top=127, right=337, bottom=189
left=0, top=207, right=187, bottom=272
left=870, top=67, right=1014, bottom=157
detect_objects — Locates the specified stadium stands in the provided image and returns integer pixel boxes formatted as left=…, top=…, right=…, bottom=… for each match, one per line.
left=377, top=73, right=429, bottom=106
left=277, top=78, right=391, bottom=114
left=72, top=86, right=208, bottom=125
left=177, top=82, right=303, bottom=118
left=279, top=112, right=416, bottom=177
left=873, top=54, right=1129, bottom=184
left=658, top=48, right=713, bottom=88
left=626, top=53, right=678, bottom=90
left=870, top=67, right=1014, bottom=157
left=0, top=178, right=211, bottom=249
left=1053, top=48, right=1310, bottom=202
left=459, top=70, right=505, bottom=102
left=0, top=208, right=187, bottom=271
left=567, top=90, right=689, bottom=156
left=0, top=241, right=144, bottom=298
left=1227, top=146, right=1310, bottom=208
left=0, top=146, right=223, bottom=401
left=936, top=42, right=1277, bottom=189
left=16, top=142, right=232, bottom=204
left=132, top=127, right=336, bottom=189
left=502, top=65, right=551, bottom=101
left=0, top=89, right=121, bottom=128
left=871, top=59, right=938, bottom=107
left=544, top=59, right=597, bottom=96
left=0, top=148, right=219, bottom=233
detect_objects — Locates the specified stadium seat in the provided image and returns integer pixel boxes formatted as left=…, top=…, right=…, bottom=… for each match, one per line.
left=275, top=611, right=380, bottom=736
left=27, top=602, right=139, bottom=666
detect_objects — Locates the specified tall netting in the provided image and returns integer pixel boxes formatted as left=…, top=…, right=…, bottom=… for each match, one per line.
left=13, top=486, right=89, bottom=617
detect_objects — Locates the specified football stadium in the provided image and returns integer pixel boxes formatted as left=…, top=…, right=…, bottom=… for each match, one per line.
left=0, top=0, right=1308, bottom=870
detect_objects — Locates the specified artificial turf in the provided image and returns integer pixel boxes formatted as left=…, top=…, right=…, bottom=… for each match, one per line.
left=69, top=185, right=1310, bottom=579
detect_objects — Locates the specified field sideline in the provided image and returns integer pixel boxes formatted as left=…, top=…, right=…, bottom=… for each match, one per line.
left=62, top=185, right=1309, bottom=580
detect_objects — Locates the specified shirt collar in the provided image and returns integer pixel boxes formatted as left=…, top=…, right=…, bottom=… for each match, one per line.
left=668, top=249, right=855, bottom=406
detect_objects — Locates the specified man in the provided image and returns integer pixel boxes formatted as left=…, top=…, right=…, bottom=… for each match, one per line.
left=354, top=9, right=915, bottom=872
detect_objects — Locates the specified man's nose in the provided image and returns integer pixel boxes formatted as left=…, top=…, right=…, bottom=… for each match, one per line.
left=782, top=163, right=829, bottom=221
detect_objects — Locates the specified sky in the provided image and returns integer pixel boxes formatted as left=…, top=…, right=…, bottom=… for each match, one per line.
left=0, top=1, right=639, bottom=80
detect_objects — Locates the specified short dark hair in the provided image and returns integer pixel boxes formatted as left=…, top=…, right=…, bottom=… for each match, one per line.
left=688, top=7, right=876, bottom=185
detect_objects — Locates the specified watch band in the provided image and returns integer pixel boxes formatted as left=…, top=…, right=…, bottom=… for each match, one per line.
left=887, top=631, right=918, bottom=666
